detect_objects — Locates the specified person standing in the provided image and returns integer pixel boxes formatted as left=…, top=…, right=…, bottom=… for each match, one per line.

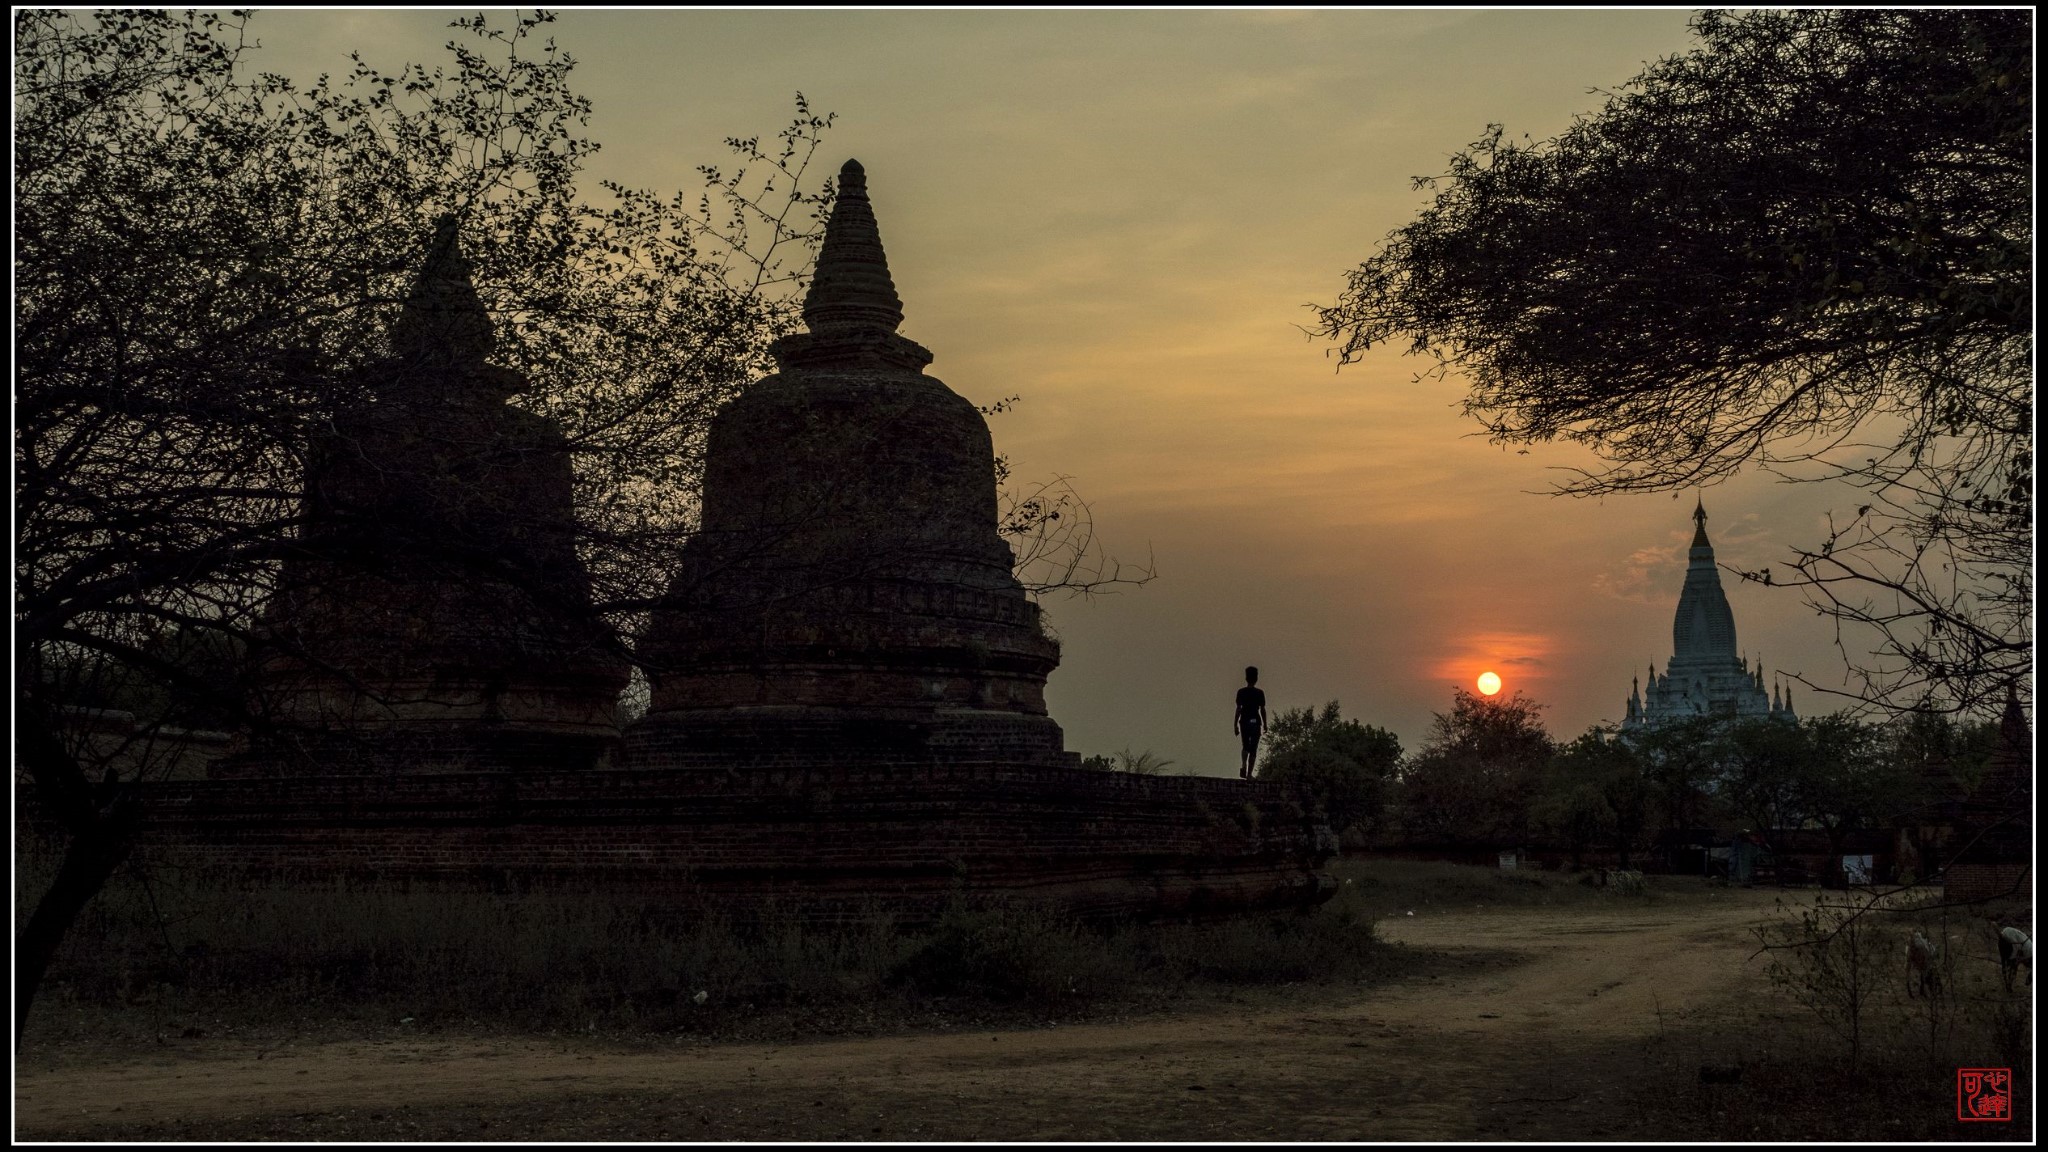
left=1234, top=666, right=1268, bottom=780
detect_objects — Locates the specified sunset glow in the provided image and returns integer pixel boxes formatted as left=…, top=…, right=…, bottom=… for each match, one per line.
left=230, top=9, right=1846, bottom=768
left=1476, top=671, right=1502, bottom=696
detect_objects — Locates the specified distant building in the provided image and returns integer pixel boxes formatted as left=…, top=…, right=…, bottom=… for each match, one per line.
left=1937, top=687, right=2033, bottom=903
left=1623, top=500, right=1796, bottom=729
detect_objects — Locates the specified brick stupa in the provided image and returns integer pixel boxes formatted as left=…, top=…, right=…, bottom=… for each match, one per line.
left=630, top=160, right=1075, bottom=769
left=238, top=218, right=629, bottom=773
left=132, top=186, right=1333, bottom=923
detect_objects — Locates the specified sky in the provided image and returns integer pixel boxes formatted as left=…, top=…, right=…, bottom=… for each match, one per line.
left=243, top=8, right=1866, bottom=772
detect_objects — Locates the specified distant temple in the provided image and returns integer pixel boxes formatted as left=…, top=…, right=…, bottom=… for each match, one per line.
left=1623, top=500, right=1796, bottom=729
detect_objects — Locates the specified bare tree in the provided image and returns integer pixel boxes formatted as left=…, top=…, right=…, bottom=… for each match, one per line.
left=14, top=9, right=1145, bottom=1046
left=13, top=8, right=830, bottom=1045
left=982, top=396, right=1155, bottom=599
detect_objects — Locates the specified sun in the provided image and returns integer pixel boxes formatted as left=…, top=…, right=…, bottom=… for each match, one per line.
left=1476, top=671, right=1502, bottom=696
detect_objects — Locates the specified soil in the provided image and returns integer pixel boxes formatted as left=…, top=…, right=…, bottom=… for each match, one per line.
left=9, top=886, right=2019, bottom=1141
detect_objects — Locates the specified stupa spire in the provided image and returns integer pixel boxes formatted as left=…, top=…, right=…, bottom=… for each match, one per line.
left=1691, top=496, right=1711, bottom=549
left=773, top=160, right=931, bottom=372
left=390, top=215, right=495, bottom=370
left=803, top=159, right=906, bottom=334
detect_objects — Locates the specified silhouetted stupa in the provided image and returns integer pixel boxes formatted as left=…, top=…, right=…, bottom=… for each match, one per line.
left=1941, top=685, right=2033, bottom=901
left=245, top=218, right=629, bottom=772
left=630, top=159, right=1074, bottom=768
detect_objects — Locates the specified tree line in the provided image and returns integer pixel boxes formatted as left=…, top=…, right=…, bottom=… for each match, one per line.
left=1255, top=689, right=2004, bottom=888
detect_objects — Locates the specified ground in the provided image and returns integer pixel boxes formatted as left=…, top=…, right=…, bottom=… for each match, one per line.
left=14, top=882, right=2031, bottom=1141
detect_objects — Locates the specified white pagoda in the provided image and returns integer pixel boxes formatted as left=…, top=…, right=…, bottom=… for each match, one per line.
left=1623, top=499, right=1797, bottom=729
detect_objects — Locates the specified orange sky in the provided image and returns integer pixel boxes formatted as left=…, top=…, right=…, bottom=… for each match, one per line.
left=248, top=9, right=1859, bottom=770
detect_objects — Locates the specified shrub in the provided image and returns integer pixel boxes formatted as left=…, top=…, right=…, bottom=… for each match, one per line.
left=1260, top=702, right=1399, bottom=835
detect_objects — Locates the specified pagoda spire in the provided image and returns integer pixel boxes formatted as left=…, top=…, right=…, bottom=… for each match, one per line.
left=389, top=214, right=495, bottom=372
left=1691, top=496, right=1711, bottom=549
left=803, top=159, right=905, bottom=334
left=773, top=160, right=932, bottom=371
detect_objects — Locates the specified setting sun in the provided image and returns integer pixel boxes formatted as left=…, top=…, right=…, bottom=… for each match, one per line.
left=1476, top=671, right=1502, bottom=696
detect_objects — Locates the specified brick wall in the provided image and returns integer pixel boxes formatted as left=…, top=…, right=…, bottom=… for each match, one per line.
left=128, top=762, right=1336, bottom=922
left=1944, top=862, right=2032, bottom=904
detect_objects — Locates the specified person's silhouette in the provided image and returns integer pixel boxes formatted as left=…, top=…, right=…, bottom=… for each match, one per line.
left=1234, top=666, right=1267, bottom=780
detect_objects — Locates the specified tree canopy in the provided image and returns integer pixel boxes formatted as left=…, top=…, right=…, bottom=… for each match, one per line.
left=1314, top=9, right=2032, bottom=719
left=1260, top=701, right=1401, bottom=837
left=1536, top=730, right=1651, bottom=868
left=15, top=11, right=831, bottom=689
left=12, top=8, right=841, bottom=1045
left=13, top=10, right=1143, bottom=1044
left=1396, top=689, right=1552, bottom=847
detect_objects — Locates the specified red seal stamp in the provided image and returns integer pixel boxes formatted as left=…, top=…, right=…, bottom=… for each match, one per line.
left=1957, top=1067, right=2012, bottom=1122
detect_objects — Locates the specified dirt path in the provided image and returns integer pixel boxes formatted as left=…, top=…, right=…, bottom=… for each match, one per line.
left=15, top=888, right=1785, bottom=1141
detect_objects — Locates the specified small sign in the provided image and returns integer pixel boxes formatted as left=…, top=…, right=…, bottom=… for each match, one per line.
left=1957, top=1067, right=2012, bottom=1122
left=1498, top=852, right=1518, bottom=871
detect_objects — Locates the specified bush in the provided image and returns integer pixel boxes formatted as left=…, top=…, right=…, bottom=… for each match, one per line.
left=1755, top=895, right=1895, bottom=1069
left=1260, top=702, right=1399, bottom=835
left=1078, top=748, right=1173, bottom=774
left=890, top=901, right=1125, bottom=1003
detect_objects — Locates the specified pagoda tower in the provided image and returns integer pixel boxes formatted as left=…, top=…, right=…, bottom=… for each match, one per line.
left=629, top=160, right=1074, bottom=768
left=1623, top=499, right=1786, bottom=728
left=245, top=218, right=629, bottom=772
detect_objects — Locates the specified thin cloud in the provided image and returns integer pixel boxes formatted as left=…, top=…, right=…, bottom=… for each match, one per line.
left=1593, top=544, right=1683, bottom=604
left=1428, top=630, right=1558, bottom=687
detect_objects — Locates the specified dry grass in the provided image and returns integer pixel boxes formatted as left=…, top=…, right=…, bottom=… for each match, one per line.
left=22, top=850, right=1425, bottom=1050
left=1339, top=855, right=1670, bottom=918
left=1624, top=891, right=2035, bottom=1142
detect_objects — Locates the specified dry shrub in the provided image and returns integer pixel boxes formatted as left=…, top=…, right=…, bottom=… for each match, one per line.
left=1631, top=894, right=2035, bottom=1141
left=28, top=855, right=1408, bottom=1038
left=889, top=901, right=1129, bottom=1003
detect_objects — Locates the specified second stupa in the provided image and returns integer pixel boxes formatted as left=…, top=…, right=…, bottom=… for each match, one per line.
left=629, top=160, right=1076, bottom=769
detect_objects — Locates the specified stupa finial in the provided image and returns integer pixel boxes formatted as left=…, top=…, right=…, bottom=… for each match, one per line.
left=772, top=160, right=932, bottom=371
left=802, top=159, right=906, bottom=334
left=390, top=214, right=496, bottom=370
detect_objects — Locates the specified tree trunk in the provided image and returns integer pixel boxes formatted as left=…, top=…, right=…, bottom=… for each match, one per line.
left=14, top=699, right=142, bottom=1051
left=16, top=820, right=137, bottom=1050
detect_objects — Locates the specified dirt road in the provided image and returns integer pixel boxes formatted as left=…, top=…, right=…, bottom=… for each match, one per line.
left=16, top=888, right=1786, bottom=1141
